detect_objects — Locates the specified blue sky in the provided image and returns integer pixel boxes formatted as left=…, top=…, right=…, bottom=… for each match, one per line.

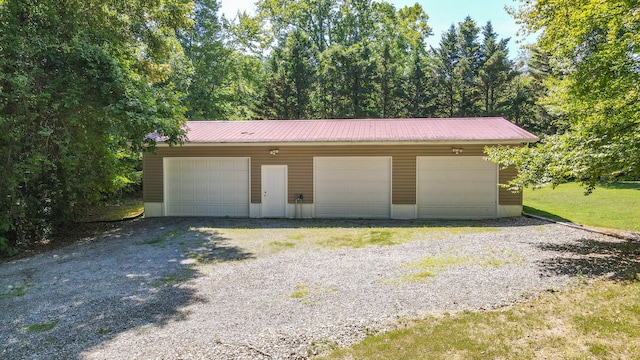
left=219, top=0, right=530, bottom=57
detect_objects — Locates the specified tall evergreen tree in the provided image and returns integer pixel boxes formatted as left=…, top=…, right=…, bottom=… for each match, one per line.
left=258, top=30, right=315, bottom=119
left=478, top=21, right=514, bottom=115
left=434, top=25, right=460, bottom=117
left=456, top=16, right=481, bottom=116
left=403, top=48, right=436, bottom=117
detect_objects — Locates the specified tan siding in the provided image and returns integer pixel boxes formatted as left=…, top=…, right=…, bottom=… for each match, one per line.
left=143, top=144, right=497, bottom=205
left=143, top=153, right=164, bottom=203
left=498, top=165, right=522, bottom=205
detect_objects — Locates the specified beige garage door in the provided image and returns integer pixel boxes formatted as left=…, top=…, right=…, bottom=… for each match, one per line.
left=417, top=156, right=497, bottom=219
left=314, top=157, right=391, bottom=218
left=164, top=157, right=250, bottom=216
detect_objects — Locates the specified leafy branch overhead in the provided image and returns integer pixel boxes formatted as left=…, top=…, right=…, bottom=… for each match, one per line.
left=488, top=0, right=640, bottom=191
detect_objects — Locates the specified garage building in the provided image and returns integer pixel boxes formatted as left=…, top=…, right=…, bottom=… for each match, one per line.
left=143, top=117, right=538, bottom=219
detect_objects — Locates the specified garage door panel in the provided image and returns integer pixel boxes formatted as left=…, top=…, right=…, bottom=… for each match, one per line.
left=164, top=157, right=249, bottom=217
left=314, top=157, right=391, bottom=218
left=418, top=156, right=497, bottom=219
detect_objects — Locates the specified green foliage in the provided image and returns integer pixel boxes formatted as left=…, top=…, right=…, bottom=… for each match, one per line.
left=0, top=0, right=191, bottom=247
left=0, top=222, right=18, bottom=256
left=490, top=0, right=640, bottom=190
left=178, top=0, right=265, bottom=120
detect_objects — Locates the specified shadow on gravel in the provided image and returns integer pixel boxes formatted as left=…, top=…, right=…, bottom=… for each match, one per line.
left=0, top=220, right=253, bottom=359
left=162, top=216, right=548, bottom=230
left=536, top=238, right=640, bottom=280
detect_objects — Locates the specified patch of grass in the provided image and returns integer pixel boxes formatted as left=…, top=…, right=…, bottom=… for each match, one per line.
left=269, top=241, right=296, bottom=248
left=96, top=327, right=111, bottom=335
left=22, top=319, right=58, bottom=333
left=289, top=283, right=311, bottom=299
left=478, top=248, right=525, bottom=268
left=81, top=198, right=144, bottom=222
left=289, top=283, right=338, bottom=304
left=1, top=280, right=33, bottom=299
left=524, top=182, right=640, bottom=231
left=399, top=254, right=468, bottom=283
left=210, top=223, right=500, bottom=258
left=318, top=280, right=640, bottom=359
left=401, top=270, right=437, bottom=282
left=320, top=230, right=397, bottom=248
left=397, top=250, right=524, bottom=283
left=405, top=254, right=469, bottom=269
left=287, top=233, right=305, bottom=241
left=137, top=229, right=187, bottom=245
left=151, top=270, right=192, bottom=288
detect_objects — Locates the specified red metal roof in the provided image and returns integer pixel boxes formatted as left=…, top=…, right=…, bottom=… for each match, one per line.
left=172, top=118, right=538, bottom=144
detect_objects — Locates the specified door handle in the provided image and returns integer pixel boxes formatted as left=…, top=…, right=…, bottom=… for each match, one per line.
left=264, top=191, right=267, bottom=197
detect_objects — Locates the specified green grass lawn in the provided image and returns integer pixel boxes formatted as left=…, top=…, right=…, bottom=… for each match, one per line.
left=523, top=182, right=640, bottom=231
left=319, top=280, right=640, bottom=359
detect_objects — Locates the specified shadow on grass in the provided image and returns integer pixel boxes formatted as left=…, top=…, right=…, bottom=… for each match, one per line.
left=536, top=238, right=640, bottom=280
left=523, top=206, right=574, bottom=223
left=0, top=222, right=253, bottom=359
left=600, top=181, right=640, bottom=191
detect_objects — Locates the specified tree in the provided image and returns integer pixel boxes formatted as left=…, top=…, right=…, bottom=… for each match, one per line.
left=478, top=21, right=513, bottom=115
left=403, top=47, right=437, bottom=118
left=258, top=30, right=315, bottom=119
left=0, top=0, right=192, bottom=251
left=456, top=16, right=481, bottom=116
left=319, top=42, right=378, bottom=118
left=178, top=0, right=233, bottom=120
left=507, top=46, right=564, bottom=134
left=488, top=0, right=640, bottom=192
left=434, top=25, right=460, bottom=117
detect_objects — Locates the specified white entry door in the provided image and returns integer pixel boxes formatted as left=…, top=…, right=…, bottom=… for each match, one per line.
left=261, top=165, right=287, bottom=218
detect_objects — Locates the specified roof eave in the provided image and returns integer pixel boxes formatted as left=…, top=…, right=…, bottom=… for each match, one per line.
left=154, top=138, right=539, bottom=146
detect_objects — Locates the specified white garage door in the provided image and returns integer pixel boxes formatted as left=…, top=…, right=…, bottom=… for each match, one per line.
left=417, top=156, right=497, bottom=219
left=164, top=157, right=250, bottom=216
left=314, top=157, right=391, bottom=218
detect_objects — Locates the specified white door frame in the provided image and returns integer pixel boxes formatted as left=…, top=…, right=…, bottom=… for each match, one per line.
left=261, top=165, right=288, bottom=218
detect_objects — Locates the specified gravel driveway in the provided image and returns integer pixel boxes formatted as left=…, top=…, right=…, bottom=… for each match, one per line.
left=0, top=217, right=631, bottom=359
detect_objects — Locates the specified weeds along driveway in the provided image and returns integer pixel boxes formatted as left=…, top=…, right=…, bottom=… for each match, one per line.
left=1, top=217, right=632, bottom=359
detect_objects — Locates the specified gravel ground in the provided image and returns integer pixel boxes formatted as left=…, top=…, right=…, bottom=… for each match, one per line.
left=0, top=216, right=632, bottom=359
